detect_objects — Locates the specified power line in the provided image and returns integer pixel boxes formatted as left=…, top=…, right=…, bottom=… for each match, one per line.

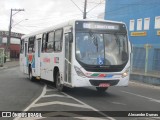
left=87, top=0, right=105, bottom=4
left=87, top=0, right=104, bottom=13
left=70, top=0, right=104, bottom=19
left=12, top=25, right=33, bottom=33
left=26, top=13, right=82, bottom=21
left=70, top=0, right=83, bottom=13
left=7, top=8, right=24, bottom=55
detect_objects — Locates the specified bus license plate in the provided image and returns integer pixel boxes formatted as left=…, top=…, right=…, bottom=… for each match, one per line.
left=99, top=83, right=110, bottom=87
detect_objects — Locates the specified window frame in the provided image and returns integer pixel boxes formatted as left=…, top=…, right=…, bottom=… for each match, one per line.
left=137, top=18, right=143, bottom=31
left=129, top=20, right=135, bottom=31
left=20, top=39, right=24, bottom=54
left=144, top=18, right=150, bottom=30
left=46, top=31, right=55, bottom=53
left=155, top=16, right=160, bottom=29
left=28, top=36, right=35, bottom=53
left=54, top=28, right=63, bottom=52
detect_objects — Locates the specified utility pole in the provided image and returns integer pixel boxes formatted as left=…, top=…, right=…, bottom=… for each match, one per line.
left=83, top=0, right=87, bottom=19
left=7, top=8, right=24, bottom=60
left=8, top=9, right=24, bottom=49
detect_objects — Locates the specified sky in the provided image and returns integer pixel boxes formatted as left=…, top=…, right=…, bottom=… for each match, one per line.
left=0, top=0, right=105, bottom=34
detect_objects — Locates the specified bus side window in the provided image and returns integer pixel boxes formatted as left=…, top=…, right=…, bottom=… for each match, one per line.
left=28, top=36, right=35, bottom=53
left=54, top=29, right=63, bottom=52
left=46, top=31, right=54, bottom=52
left=42, top=33, right=48, bottom=52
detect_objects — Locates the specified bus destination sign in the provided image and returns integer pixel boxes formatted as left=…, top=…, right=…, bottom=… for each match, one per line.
left=82, top=22, right=119, bottom=30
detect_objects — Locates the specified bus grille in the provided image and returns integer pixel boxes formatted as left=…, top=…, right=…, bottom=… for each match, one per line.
left=89, top=80, right=119, bottom=86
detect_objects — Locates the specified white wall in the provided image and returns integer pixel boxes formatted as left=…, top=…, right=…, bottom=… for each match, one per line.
left=2, top=37, right=20, bottom=44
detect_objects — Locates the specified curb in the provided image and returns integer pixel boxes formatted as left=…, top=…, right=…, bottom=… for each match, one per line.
left=129, top=81, right=160, bottom=90
left=0, top=65, right=19, bottom=71
left=130, top=73, right=160, bottom=85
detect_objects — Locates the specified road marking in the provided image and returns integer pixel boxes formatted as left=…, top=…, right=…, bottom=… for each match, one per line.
left=46, top=89, right=57, bottom=92
left=42, top=94, right=69, bottom=98
left=62, top=92, right=115, bottom=120
left=32, top=101, right=90, bottom=109
left=122, top=91, right=160, bottom=103
left=152, top=117, right=160, bottom=120
left=14, top=84, right=115, bottom=120
left=75, top=117, right=109, bottom=120
left=14, top=117, right=46, bottom=120
left=111, top=102, right=126, bottom=106
left=19, top=117, right=106, bottom=120
left=42, top=111, right=87, bottom=117
left=13, top=85, right=47, bottom=120
left=23, top=85, right=47, bottom=111
left=42, top=112, right=107, bottom=119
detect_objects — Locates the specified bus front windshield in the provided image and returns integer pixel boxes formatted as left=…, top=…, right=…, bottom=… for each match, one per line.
left=75, top=32, right=128, bottom=66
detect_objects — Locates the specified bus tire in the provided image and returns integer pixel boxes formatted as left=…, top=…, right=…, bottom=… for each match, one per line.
left=28, top=66, right=35, bottom=81
left=96, top=87, right=108, bottom=93
left=55, top=71, right=64, bottom=91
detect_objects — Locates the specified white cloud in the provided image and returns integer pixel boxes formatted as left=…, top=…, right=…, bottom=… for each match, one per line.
left=0, top=0, right=105, bottom=34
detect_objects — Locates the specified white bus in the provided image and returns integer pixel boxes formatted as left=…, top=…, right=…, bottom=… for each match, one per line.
left=20, top=19, right=131, bottom=92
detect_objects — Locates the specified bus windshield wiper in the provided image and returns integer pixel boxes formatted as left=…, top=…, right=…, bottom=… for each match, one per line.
left=89, top=31, right=99, bottom=52
left=93, top=37, right=98, bottom=52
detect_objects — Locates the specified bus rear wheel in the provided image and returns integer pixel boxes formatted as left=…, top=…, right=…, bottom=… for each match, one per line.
left=96, top=87, right=108, bottom=93
left=28, top=67, right=35, bottom=81
left=55, top=71, right=64, bottom=91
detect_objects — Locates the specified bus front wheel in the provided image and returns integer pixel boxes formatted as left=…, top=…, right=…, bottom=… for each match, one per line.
left=55, top=71, right=64, bottom=91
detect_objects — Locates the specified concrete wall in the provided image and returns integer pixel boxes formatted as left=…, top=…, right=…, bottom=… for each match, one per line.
left=105, top=0, right=160, bottom=44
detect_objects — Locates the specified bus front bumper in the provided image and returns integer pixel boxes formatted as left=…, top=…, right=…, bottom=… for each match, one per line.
left=71, top=74, right=129, bottom=87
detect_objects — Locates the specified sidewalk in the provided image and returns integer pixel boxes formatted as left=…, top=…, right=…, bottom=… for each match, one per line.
left=0, top=60, right=159, bottom=86
left=131, top=69, right=160, bottom=78
left=131, top=70, right=160, bottom=86
left=0, top=60, right=19, bottom=70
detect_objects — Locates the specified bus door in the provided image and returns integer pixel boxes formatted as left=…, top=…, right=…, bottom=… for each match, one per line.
left=24, top=39, right=28, bottom=74
left=20, top=39, right=24, bottom=72
left=35, top=34, right=42, bottom=77
left=64, top=27, right=72, bottom=84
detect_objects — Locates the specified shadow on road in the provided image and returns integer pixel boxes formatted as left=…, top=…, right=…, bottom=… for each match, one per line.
left=32, top=79, right=119, bottom=99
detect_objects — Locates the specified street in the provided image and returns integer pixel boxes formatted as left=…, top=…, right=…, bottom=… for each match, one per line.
left=0, top=66, right=160, bottom=120
left=0, top=67, right=43, bottom=111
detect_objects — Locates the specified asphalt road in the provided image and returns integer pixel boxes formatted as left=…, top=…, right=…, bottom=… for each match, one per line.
left=0, top=67, right=160, bottom=120
left=0, top=67, right=44, bottom=120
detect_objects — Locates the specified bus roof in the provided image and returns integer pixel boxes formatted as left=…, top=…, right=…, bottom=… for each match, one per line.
left=21, top=19, right=125, bottom=39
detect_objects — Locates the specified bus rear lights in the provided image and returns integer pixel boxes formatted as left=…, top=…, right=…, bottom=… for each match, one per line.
left=74, top=66, right=86, bottom=77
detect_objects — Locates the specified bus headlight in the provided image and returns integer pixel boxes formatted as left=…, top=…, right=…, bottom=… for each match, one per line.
left=122, top=68, right=130, bottom=78
left=74, top=66, right=85, bottom=77
left=122, top=72, right=128, bottom=78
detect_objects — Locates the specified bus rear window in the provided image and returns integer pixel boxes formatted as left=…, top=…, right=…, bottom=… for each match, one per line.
left=28, top=36, right=35, bottom=53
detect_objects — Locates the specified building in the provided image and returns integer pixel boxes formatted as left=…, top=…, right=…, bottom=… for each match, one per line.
left=104, top=0, right=160, bottom=72
left=0, top=31, right=24, bottom=59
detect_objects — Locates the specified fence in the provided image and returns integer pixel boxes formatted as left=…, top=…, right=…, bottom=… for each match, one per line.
left=0, top=48, right=4, bottom=67
left=131, top=44, right=160, bottom=77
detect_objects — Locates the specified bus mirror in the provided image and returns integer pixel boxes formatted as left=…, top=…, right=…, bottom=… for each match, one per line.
left=69, top=32, right=73, bottom=43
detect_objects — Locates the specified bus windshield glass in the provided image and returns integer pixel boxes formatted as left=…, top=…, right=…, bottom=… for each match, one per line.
left=75, top=22, right=128, bottom=66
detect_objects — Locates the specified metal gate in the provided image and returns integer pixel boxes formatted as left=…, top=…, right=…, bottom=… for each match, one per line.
left=0, top=48, right=4, bottom=67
